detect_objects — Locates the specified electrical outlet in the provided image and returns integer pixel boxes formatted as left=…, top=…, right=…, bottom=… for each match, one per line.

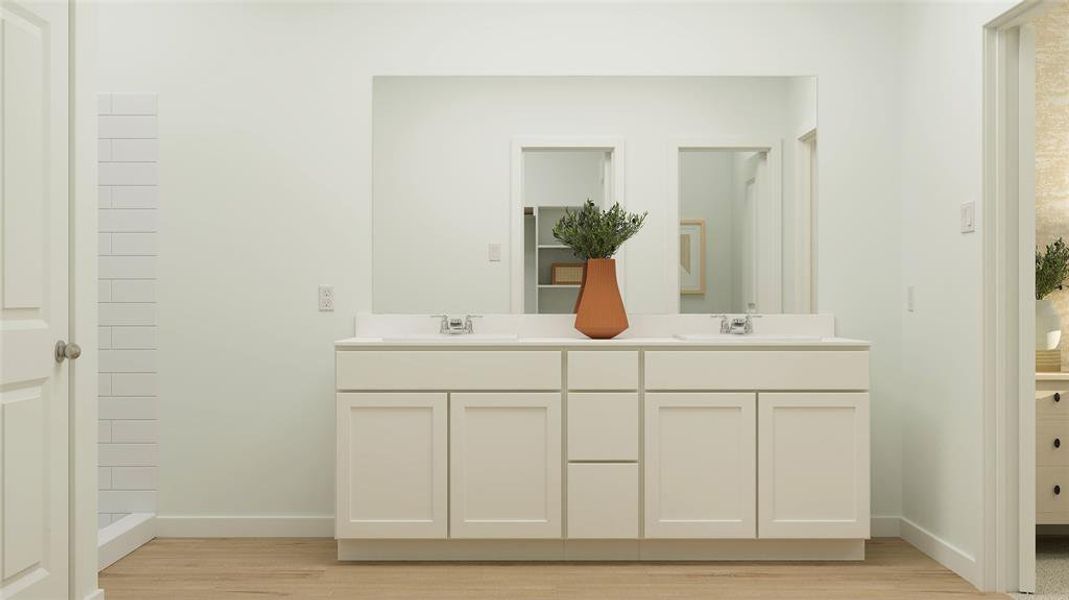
left=318, top=285, right=335, bottom=312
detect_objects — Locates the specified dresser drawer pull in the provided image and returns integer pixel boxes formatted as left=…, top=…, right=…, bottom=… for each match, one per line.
left=1056, top=485, right=1062, bottom=496
left=1057, top=438, right=1062, bottom=449
left=1056, top=393, right=1062, bottom=403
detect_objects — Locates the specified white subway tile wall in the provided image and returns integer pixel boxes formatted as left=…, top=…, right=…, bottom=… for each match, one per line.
left=98, top=93, right=159, bottom=528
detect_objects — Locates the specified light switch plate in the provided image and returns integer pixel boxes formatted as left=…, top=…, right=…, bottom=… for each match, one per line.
left=488, top=243, right=502, bottom=262
left=960, top=202, right=976, bottom=233
left=318, top=285, right=335, bottom=312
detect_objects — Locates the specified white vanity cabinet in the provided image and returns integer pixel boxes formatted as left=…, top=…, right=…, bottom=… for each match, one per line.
left=644, top=393, right=756, bottom=538
left=336, top=392, right=448, bottom=538
left=335, top=336, right=870, bottom=561
left=758, top=393, right=870, bottom=538
left=450, top=392, right=562, bottom=538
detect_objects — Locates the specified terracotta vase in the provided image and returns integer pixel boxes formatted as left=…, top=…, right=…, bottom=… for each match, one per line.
left=573, top=258, right=628, bottom=339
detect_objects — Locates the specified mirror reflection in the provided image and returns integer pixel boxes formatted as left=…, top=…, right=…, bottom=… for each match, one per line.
left=523, top=149, right=614, bottom=314
left=372, top=76, right=816, bottom=315
left=679, top=150, right=767, bottom=314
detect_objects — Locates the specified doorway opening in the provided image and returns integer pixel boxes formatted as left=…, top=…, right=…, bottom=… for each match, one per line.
left=667, top=138, right=810, bottom=315
left=983, top=0, right=1066, bottom=594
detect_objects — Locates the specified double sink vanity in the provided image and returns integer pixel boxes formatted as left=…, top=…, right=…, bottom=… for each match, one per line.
left=334, top=314, right=871, bottom=561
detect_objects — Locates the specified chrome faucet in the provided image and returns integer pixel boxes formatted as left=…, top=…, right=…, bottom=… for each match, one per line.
left=431, top=314, right=482, bottom=335
left=712, top=303, right=761, bottom=335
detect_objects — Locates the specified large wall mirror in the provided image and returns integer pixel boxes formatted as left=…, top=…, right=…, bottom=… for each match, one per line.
left=372, top=76, right=816, bottom=315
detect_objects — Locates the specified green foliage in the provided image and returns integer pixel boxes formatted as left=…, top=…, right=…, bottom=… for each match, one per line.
left=1037, top=238, right=1069, bottom=300
left=552, top=200, right=648, bottom=260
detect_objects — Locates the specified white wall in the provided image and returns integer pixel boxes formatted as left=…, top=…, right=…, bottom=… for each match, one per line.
left=898, top=0, right=1015, bottom=585
left=524, top=150, right=605, bottom=208
left=680, top=150, right=736, bottom=313
left=372, top=76, right=796, bottom=314
left=95, top=0, right=905, bottom=541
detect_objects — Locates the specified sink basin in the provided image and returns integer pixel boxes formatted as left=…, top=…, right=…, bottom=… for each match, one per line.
left=673, top=333, right=824, bottom=342
left=380, top=333, right=519, bottom=342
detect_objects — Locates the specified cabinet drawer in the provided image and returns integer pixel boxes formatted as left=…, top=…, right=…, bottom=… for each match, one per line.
left=1037, top=390, right=1069, bottom=420
left=567, top=463, right=638, bottom=539
left=1038, top=421, right=1069, bottom=466
left=645, top=351, right=868, bottom=391
left=336, top=351, right=561, bottom=390
left=568, top=393, right=638, bottom=461
left=1038, top=467, right=1069, bottom=522
left=567, top=351, right=638, bottom=390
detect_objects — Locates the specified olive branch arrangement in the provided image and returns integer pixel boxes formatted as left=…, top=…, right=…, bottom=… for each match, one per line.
left=552, top=200, right=648, bottom=260
left=1037, top=238, right=1069, bottom=301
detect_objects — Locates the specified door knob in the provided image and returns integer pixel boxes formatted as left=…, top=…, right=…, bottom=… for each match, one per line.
left=55, top=340, right=82, bottom=363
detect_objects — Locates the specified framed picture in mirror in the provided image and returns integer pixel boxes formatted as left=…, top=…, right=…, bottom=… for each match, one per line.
left=680, top=219, right=706, bottom=295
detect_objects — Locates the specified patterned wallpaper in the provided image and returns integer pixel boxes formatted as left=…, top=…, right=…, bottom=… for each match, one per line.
left=1034, top=0, right=1069, bottom=369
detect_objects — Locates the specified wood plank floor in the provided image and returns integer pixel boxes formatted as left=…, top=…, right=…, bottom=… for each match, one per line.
left=99, top=538, right=1008, bottom=599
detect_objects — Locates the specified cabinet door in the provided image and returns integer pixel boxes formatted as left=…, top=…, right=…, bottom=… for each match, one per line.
left=758, top=393, right=870, bottom=539
left=336, top=393, right=447, bottom=538
left=451, top=393, right=562, bottom=538
left=644, top=393, right=756, bottom=538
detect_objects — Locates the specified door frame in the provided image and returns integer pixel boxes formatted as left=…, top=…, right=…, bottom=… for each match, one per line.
left=509, top=136, right=627, bottom=313
left=71, top=0, right=101, bottom=598
left=980, top=0, right=1050, bottom=592
left=666, top=137, right=783, bottom=313
left=795, top=128, right=817, bottom=313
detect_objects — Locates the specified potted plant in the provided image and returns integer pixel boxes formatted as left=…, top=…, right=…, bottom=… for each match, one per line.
left=1036, top=238, right=1069, bottom=352
left=553, top=200, right=647, bottom=339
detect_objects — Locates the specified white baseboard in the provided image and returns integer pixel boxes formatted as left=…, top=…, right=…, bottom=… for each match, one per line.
left=898, top=516, right=980, bottom=588
left=870, top=515, right=901, bottom=537
left=155, top=515, right=334, bottom=538
left=158, top=516, right=895, bottom=541
left=99, top=513, right=156, bottom=571
left=339, top=539, right=865, bottom=561
left=83, top=589, right=105, bottom=600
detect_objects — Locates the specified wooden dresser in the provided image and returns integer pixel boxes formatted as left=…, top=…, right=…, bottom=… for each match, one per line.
left=1037, top=373, right=1069, bottom=524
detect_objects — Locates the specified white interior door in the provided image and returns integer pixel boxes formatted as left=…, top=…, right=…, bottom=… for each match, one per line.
left=1017, top=21, right=1037, bottom=595
left=1, top=0, right=71, bottom=598
left=741, top=177, right=757, bottom=311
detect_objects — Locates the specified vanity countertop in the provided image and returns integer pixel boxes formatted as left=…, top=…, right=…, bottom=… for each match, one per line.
left=334, top=336, right=871, bottom=349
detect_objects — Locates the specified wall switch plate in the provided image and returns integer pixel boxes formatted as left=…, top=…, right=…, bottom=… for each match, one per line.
left=960, top=202, right=976, bottom=233
left=906, top=285, right=915, bottom=312
left=488, top=243, right=502, bottom=262
left=318, top=285, right=335, bottom=312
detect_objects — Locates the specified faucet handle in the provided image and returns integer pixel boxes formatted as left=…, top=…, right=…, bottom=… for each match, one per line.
left=462, top=314, right=482, bottom=334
